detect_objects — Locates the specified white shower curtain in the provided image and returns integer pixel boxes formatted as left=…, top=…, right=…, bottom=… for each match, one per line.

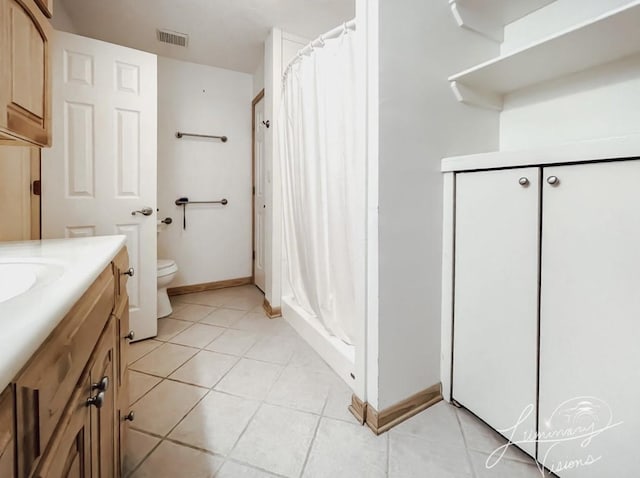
left=280, top=25, right=359, bottom=345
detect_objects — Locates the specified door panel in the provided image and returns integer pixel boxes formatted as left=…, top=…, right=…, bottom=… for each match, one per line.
left=42, top=31, right=157, bottom=339
left=539, top=161, right=640, bottom=476
left=453, top=167, right=540, bottom=457
left=253, top=95, right=266, bottom=291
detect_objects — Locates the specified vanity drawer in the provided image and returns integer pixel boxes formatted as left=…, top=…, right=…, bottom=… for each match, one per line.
left=14, top=266, right=114, bottom=478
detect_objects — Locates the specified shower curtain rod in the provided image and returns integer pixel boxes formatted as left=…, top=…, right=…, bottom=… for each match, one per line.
left=283, top=19, right=356, bottom=77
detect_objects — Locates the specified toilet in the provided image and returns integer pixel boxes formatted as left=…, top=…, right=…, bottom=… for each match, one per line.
left=157, top=259, right=178, bottom=318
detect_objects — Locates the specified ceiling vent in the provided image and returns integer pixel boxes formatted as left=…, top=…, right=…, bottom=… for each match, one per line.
left=157, top=29, right=189, bottom=47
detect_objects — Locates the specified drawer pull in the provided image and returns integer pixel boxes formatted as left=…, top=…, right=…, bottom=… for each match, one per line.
left=547, top=175, right=560, bottom=186
left=124, top=411, right=135, bottom=422
left=86, top=391, right=105, bottom=409
left=122, top=267, right=134, bottom=277
left=124, top=330, right=135, bottom=341
left=92, top=376, right=109, bottom=392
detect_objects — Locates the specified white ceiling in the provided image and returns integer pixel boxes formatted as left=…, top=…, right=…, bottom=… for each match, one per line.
left=56, top=0, right=355, bottom=74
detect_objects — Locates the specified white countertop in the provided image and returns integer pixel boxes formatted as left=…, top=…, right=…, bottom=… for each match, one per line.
left=441, top=135, right=640, bottom=172
left=0, top=235, right=126, bottom=392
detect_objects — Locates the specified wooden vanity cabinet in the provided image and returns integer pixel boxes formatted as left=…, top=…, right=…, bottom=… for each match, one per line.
left=0, top=387, right=15, bottom=477
left=0, top=0, right=52, bottom=146
left=2, top=245, right=131, bottom=478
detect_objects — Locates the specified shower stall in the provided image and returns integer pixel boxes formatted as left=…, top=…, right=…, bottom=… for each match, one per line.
left=278, top=20, right=365, bottom=387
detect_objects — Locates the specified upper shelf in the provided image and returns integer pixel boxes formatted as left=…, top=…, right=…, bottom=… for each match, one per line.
left=449, top=1, right=640, bottom=110
left=449, top=0, right=554, bottom=42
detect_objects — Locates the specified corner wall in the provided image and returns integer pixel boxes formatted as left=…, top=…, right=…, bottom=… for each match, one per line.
left=157, top=57, right=253, bottom=287
left=375, top=0, right=499, bottom=410
left=500, top=0, right=640, bottom=150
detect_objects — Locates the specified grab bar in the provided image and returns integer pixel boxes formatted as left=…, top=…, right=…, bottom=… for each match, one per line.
left=176, top=131, right=228, bottom=142
left=175, top=197, right=228, bottom=230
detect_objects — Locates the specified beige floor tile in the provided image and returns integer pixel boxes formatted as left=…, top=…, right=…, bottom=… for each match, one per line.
left=156, top=318, right=192, bottom=341
left=288, top=342, right=331, bottom=373
left=130, top=342, right=198, bottom=377
left=205, top=329, right=259, bottom=356
left=215, top=461, right=279, bottom=477
left=199, top=307, right=247, bottom=327
left=178, top=290, right=230, bottom=307
left=391, top=401, right=466, bottom=448
left=169, top=351, right=239, bottom=388
left=214, top=359, right=284, bottom=400
left=123, top=429, right=161, bottom=476
left=168, top=323, right=226, bottom=348
left=129, top=371, right=162, bottom=405
left=389, top=432, right=472, bottom=478
left=131, top=380, right=207, bottom=436
left=469, top=450, right=548, bottom=478
left=231, top=404, right=319, bottom=478
left=221, top=295, right=264, bottom=311
left=302, top=417, right=387, bottom=478
left=457, top=407, right=533, bottom=463
left=233, top=314, right=296, bottom=336
left=266, top=365, right=333, bottom=414
left=128, top=339, right=163, bottom=364
left=169, top=303, right=217, bottom=322
left=169, top=391, right=260, bottom=455
left=245, top=335, right=299, bottom=365
left=130, top=440, right=223, bottom=478
left=322, top=375, right=357, bottom=423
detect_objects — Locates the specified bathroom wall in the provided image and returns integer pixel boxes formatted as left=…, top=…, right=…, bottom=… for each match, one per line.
left=157, top=57, right=253, bottom=287
left=263, top=29, right=308, bottom=310
left=374, top=0, right=499, bottom=410
left=50, top=0, right=79, bottom=34
left=252, top=54, right=265, bottom=98
left=500, top=0, right=640, bottom=150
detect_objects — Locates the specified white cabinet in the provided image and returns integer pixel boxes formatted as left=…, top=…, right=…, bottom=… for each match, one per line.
left=453, top=167, right=540, bottom=457
left=538, top=161, right=640, bottom=477
left=451, top=159, right=640, bottom=476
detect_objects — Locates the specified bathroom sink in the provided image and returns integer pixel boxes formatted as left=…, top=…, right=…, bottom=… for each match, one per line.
left=0, top=261, right=65, bottom=304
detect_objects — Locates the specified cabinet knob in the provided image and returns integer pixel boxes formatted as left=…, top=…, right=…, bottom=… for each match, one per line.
left=547, top=176, right=560, bottom=186
left=86, top=391, right=105, bottom=409
left=92, top=376, right=109, bottom=392
left=122, top=267, right=134, bottom=277
left=518, top=177, right=529, bottom=186
left=124, top=330, right=135, bottom=341
left=124, top=411, right=135, bottom=422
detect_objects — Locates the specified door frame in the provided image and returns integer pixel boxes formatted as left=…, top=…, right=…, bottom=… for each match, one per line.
left=252, top=89, right=265, bottom=287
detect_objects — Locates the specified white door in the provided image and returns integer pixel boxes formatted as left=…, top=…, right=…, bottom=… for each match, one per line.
left=253, top=95, right=266, bottom=291
left=538, top=161, right=640, bottom=477
left=42, top=31, right=158, bottom=340
left=453, top=167, right=540, bottom=457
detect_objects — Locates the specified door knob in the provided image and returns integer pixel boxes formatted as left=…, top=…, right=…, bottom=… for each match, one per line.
left=547, top=176, right=560, bottom=186
left=86, top=391, right=105, bottom=409
left=131, top=206, right=153, bottom=216
left=92, top=376, right=109, bottom=392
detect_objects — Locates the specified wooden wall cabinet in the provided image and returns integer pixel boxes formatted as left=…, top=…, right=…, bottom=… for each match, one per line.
left=0, top=0, right=52, bottom=147
left=0, top=246, right=131, bottom=478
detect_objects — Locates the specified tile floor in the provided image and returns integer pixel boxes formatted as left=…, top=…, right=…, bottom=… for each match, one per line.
left=125, top=285, right=548, bottom=478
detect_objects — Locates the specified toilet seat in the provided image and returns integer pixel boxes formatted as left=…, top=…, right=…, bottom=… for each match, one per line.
left=157, top=259, right=178, bottom=277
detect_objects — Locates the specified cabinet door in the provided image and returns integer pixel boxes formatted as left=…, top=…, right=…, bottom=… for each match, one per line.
left=115, top=298, right=130, bottom=478
left=0, top=387, right=15, bottom=478
left=539, top=161, right=640, bottom=477
left=1, top=0, right=52, bottom=146
left=453, top=167, right=540, bottom=457
left=90, top=319, right=117, bottom=478
left=32, top=373, right=91, bottom=478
